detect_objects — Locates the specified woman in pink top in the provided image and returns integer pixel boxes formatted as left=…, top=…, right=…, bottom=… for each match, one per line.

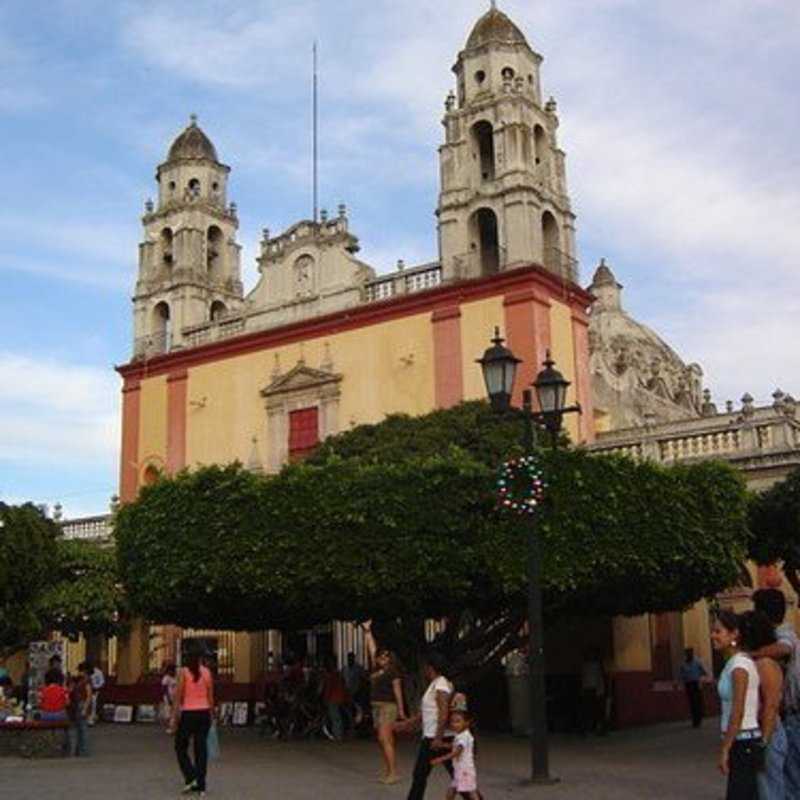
left=168, top=646, right=214, bottom=796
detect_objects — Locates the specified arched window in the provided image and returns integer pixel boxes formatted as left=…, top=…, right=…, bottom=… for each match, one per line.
left=293, top=254, right=315, bottom=297
left=210, top=300, right=227, bottom=321
left=207, top=225, right=223, bottom=275
left=160, top=228, right=173, bottom=265
left=187, top=178, right=201, bottom=199
left=470, top=208, right=500, bottom=276
left=501, top=66, right=515, bottom=81
left=152, top=301, right=171, bottom=352
left=472, top=121, right=495, bottom=182
left=534, top=125, right=547, bottom=166
left=142, top=464, right=160, bottom=487
left=542, top=211, right=560, bottom=274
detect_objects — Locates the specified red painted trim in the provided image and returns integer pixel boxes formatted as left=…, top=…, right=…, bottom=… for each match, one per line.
left=166, top=370, right=188, bottom=474
left=431, top=306, right=462, bottom=322
left=119, top=380, right=141, bottom=503
left=503, top=288, right=551, bottom=308
left=117, top=265, right=591, bottom=380
left=503, top=291, right=552, bottom=408
left=166, top=368, right=188, bottom=383
left=570, top=313, right=595, bottom=444
left=432, top=305, right=464, bottom=408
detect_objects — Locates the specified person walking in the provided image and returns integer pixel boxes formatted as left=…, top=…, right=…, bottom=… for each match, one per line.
left=161, top=663, right=178, bottom=727
left=342, top=651, right=366, bottom=732
left=169, top=646, right=214, bottom=796
left=403, top=651, right=454, bottom=800
left=430, top=710, right=481, bottom=800
left=68, top=662, right=93, bottom=757
left=321, top=656, right=348, bottom=741
left=370, top=649, right=406, bottom=784
left=712, top=611, right=762, bottom=799
left=738, top=610, right=786, bottom=800
left=579, top=648, right=608, bottom=735
left=343, top=651, right=366, bottom=699
left=751, top=588, right=800, bottom=796
left=680, top=648, right=707, bottom=728
left=88, top=663, right=105, bottom=725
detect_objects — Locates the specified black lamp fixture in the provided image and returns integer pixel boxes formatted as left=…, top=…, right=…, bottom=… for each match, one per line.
left=476, top=327, right=521, bottom=413
left=533, top=350, right=575, bottom=437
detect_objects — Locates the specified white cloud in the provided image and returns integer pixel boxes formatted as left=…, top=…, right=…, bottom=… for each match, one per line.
left=120, top=2, right=316, bottom=90
left=0, top=353, right=120, bottom=468
left=0, top=216, right=137, bottom=290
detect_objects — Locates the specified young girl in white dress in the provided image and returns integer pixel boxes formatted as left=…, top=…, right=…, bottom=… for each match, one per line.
left=431, top=710, right=480, bottom=800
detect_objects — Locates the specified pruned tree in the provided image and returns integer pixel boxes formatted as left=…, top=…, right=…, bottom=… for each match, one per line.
left=0, top=502, right=59, bottom=657
left=749, top=467, right=800, bottom=595
left=116, top=403, right=750, bottom=682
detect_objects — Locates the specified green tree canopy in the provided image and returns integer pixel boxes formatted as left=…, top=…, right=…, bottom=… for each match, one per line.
left=38, top=540, right=128, bottom=641
left=116, top=402, right=750, bottom=674
left=0, top=502, right=126, bottom=655
left=0, top=503, right=59, bottom=656
left=749, top=467, right=800, bottom=594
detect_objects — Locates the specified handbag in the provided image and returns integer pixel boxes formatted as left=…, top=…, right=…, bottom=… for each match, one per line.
left=207, top=721, right=220, bottom=760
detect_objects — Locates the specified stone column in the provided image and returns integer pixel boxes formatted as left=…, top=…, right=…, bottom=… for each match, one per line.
left=233, top=633, right=252, bottom=684
left=116, top=620, right=149, bottom=684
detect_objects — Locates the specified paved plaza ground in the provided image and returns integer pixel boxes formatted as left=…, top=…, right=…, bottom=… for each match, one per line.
left=0, top=720, right=726, bottom=799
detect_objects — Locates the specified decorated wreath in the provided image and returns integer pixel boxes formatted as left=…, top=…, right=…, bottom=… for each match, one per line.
left=496, top=455, right=546, bottom=515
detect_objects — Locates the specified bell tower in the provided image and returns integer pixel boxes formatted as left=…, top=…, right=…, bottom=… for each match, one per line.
left=437, top=5, right=577, bottom=283
left=133, top=115, right=244, bottom=356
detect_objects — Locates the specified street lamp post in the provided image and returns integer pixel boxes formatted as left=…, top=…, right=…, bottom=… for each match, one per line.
left=477, top=328, right=580, bottom=785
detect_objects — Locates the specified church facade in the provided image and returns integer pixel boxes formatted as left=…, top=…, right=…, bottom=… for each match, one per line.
left=107, top=6, right=793, bottom=730
left=114, top=7, right=594, bottom=685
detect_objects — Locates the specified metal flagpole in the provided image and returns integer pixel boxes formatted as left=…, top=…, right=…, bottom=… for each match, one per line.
left=312, top=41, right=319, bottom=224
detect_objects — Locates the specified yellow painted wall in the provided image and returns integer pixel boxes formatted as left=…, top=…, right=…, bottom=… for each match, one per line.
left=138, top=374, right=167, bottom=470
left=612, top=615, right=652, bottom=672
left=460, top=296, right=505, bottom=401
left=184, top=312, right=436, bottom=469
left=681, top=601, right=712, bottom=668
left=136, top=294, right=580, bottom=478
left=548, top=300, right=579, bottom=442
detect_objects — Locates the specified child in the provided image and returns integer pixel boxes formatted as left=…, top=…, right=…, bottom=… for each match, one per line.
left=430, top=710, right=480, bottom=799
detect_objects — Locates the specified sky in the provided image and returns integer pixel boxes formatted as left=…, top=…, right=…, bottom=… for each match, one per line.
left=1, top=0, right=798, bottom=517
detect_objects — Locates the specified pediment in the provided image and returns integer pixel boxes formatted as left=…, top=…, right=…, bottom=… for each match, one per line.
left=260, top=362, right=342, bottom=398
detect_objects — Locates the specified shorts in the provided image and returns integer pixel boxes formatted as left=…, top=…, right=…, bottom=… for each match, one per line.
left=371, top=701, right=398, bottom=728
left=452, top=766, right=477, bottom=792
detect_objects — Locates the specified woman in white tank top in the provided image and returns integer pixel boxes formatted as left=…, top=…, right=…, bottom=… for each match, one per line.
left=712, top=610, right=763, bottom=800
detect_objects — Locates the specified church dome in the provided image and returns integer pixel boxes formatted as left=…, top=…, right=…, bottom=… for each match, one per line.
left=587, top=260, right=704, bottom=429
left=167, top=115, right=218, bottom=162
left=465, top=6, right=529, bottom=50
left=591, top=259, right=617, bottom=287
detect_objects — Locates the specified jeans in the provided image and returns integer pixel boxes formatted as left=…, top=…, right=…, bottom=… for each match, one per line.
left=39, top=711, right=68, bottom=722
left=326, top=702, right=344, bottom=740
left=175, top=710, right=212, bottom=791
left=758, top=723, right=787, bottom=800
left=69, top=717, right=89, bottom=756
left=784, top=712, right=800, bottom=796
left=684, top=681, right=704, bottom=727
left=726, top=738, right=762, bottom=800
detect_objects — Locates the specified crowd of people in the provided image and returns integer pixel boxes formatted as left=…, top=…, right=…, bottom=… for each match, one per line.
left=712, top=588, right=800, bottom=800
left=5, top=596, right=800, bottom=800
left=23, top=654, right=105, bottom=756
left=162, top=644, right=481, bottom=798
